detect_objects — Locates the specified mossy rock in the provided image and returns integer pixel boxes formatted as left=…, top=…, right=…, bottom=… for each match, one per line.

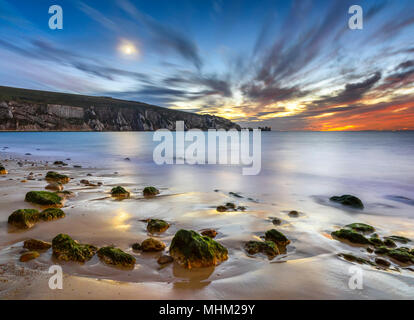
left=170, top=229, right=228, bottom=269
left=0, top=164, right=7, bottom=175
left=387, top=249, right=414, bottom=264
left=339, top=253, right=374, bottom=266
left=24, top=239, right=52, bottom=250
left=25, top=191, right=63, bottom=207
left=331, top=229, right=370, bottom=245
left=288, top=210, right=299, bottom=217
left=20, top=251, right=40, bottom=262
left=110, top=186, right=130, bottom=198
left=216, top=205, right=228, bottom=212
left=143, top=186, right=160, bottom=197
left=244, top=240, right=279, bottom=259
left=52, top=234, right=97, bottom=263
left=384, top=239, right=397, bottom=248
left=147, top=219, right=169, bottom=233
left=8, top=209, right=40, bottom=229
left=384, top=236, right=411, bottom=244
left=265, top=229, right=290, bottom=246
left=39, top=208, right=65, bottom=221
left=216, top=202, right=240, bottom=212
left=330, top=195, right=364, bottom=209
left=141, top=238, right=166, bottom=252
left=45, top=171, right=70, bottom=184
left=157, top=255, right=174, bottom=265
left=345, top=223, right=375, bottom=233
left=369, top=237, right=384, bottom=247
left=97, top=246, right=136, bottom=268
left=131, top=243, right=141, bottom=251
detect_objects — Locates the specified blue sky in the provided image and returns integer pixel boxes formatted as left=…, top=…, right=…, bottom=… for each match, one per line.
left=0, top=0, right=413, bottom=130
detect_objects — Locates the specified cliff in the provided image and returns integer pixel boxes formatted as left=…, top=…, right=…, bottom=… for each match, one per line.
left=0, top=86, right=240, bottom=131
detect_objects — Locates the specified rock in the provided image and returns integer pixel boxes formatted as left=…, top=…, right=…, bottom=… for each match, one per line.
left=25, top=191, right=63, bottom=207
left=216, top=205, right=228, bottom=212
left=375, top=257, right=391, bottom=267
left=45, top=171, right=70, bottom=184
left=45, top=182, right=63, bottom=191
left=374, top=246, right=390, bottom=255
left=237, top=206, right=246, bottom=211
left=244, top=240, right=279, bottom=259
left=53, top=161, right=68, bottom=166
left=141, top=238, right=166, bottom=252
left=80, top=179, right=90, bottom=185
left=331, top=229, right=370, bottom=245
left=384, top=239, right=397, bottom=248
left=23, top=239, right=52, bottom=250
left=131, top=243, right=141, bottom=251
left=52, top=234, right=97, bottom=262
left=124, top=157, right=130, bottom=161
left=170, top=229, right=228, bottom=269
left=0, top=164, right=7, bottom=175
left=216, top=202, right=241, bottom=212
left=38, top=208, right=65, bottom=221
left=8, top=209, right=39, bottom=229
left=110, top=186, right=130, bottom=198
left=272, top=218, right=282, bottom=225
left=225, top=202, right=236, bottom=210
left=229, top=192, right=243, bottom=198
left=201, top=229, right=218, bottom=238
left=97, top=246, right=136, bottom=268
left=346, top=223, right=375, bottom=233
left=384, top=236, right=411, bottom=244
left=157, top=255, right=174, bottom=265
left=330, top=195, right=364, bottom=209
left=366, top=247, right=374, bottom=253
left=143, top=186, right=160, bottom=197
left=20, top=251, right=40, bottom=262
left=369, top=236, right=384, bottom=247
left=288, top=210, right=299, bottom=217
left=339, top=253, right=374, bottom=265
left=387, top=249, right=414, bottom=264
left=147, top=219, right=169, bottom=233
left=265, top=229, right=291, bottom=246
left=56, top=190, right=75, bottom=199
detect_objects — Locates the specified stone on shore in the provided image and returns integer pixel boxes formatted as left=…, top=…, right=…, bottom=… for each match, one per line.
left=38, top=208, right=65, bottom=221
left=201, top=229, right=218, bottom=238
left=265, top=229, right=291, bottom=246
left=110, top=186, right=130, bottom=198
left=330, top=195, right=364, bottom=209
left=143, top=186, right=160, bottom=197
left=0, top=164, right=8, bottom=175
left=141, top=238, right=166, bottom=252
left=8, top=209, right=39, bottom=229
left=245, top=240, right=279, bottom=259
left=45, top=182, right=63, bottom=191
left=170, top=229, right=228, bottom=269
left=25, top=191, right=63, bottom=207
left=97, top=246, right=136, bottom=268
left=346, top=223, right=375, bottom=233
left=45, top=171, right=70, bottom=184
left=24, top=239, right=52, bottom=250
left=147, top=219, right=169, bottom=233
left=384, top=236, right=411, bottom=244
left=331, top=229, right=370, bottom=245
left=157, top=255, right=174, bottom=265
left=20, top=251, right=40, bottom=262
left=52, top=234, right=97, bottom=262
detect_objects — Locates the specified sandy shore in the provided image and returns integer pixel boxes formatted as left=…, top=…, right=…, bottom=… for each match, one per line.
left=1, top=156, right=414, bottom=299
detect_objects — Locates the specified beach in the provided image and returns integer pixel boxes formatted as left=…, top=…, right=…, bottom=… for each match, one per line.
left=0, top=131, right=414, bottom=299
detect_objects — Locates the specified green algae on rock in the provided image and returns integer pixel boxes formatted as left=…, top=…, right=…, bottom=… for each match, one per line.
left=244, top=240, right=279, bottom=259
left=147, top=219, right=169, bottom=233
left=25, top=191, right=63, bottom=207
left=338, top=253, right=375, bottom=266
left=52, top=234, right=97, bottom=263
left=45, top=171, right=70, bottom=184
left=331, top=229, right=370, bottom=245
left=143, top=186, right=160, bottom=197
left=24, top=239, right=52, bottom=250
left=141, top=238, right=166, bottom=252
left=330, top=195, right=364, bottom=209
left=264, top=229, right=291, bottom=246
left=39, top=208, right=65, bottom=221
left=20, top=251, right=40, bottom=262
left=384, top=236, right=411, bottom=244
left=387, top=248, right=414, bottom=264
left=8, top=209, right=40, bottom=229
left=110, top=186, right=130, bottom=198
left=345, top=223, right=375, bottom=233
left=384, top=238, right=397, bottom=248
left=131, top=243, right=141, bottom=251
left=97, top=246, right=136, bottom=268
left=369, top=236, right=384, bottom=247
left=170, top=229, right=228, bottom=269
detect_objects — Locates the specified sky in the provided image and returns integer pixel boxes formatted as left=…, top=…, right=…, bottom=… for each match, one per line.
left=0, top=0, right=413, bottom=130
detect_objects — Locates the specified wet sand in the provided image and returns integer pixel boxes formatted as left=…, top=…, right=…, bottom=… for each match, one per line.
left=1, top=156, right=414, bottom=299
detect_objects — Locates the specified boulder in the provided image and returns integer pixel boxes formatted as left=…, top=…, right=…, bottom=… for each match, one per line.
left=170, top=229, right=228, bottom=268
left=97, top=246, right=136, bottom=268
left=384, top=236, right=411, bottom=244
left=8, top=209, right=39, bottom=229
left=387, top=248, right=414, bottom=264
left=157, top=255, right=174, bottom=265
left=141, top=238, right=166, bottom=252
left=384, top=238, right=397, bottom=248
left=45, top=171, right=70, bottom=184
left=0, top=164, right=8, bottom=175
left=331, top=229, right=370, bottom=245
left=143, top=186, right=160, bottom=197
left=38, top=208, right=65, bottom=221
left=345, top=223, right=374, bottom=233
left=244, top=240, right=279, bottom=259
left=147, top=219, right=169, bottom=233
left=45, top=182, right=63, bottom=191
left=330, top=195, right=364, bottom=209
left=265, top=229, right=291, bottom=246
left=339, top=253, right=374, bottom=265
left=52, top=234, right=97, bottom=262
left=25, top=191, right=63, bottom=207
left=20, top=251, right=40, bottom=262
left=110, top=186, right=130, bottom=198
left=24, top=239, right=52, bottom=250
left=288, top=210, right=299, bottom=217
left=201, top=229, right=218, bottom=238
